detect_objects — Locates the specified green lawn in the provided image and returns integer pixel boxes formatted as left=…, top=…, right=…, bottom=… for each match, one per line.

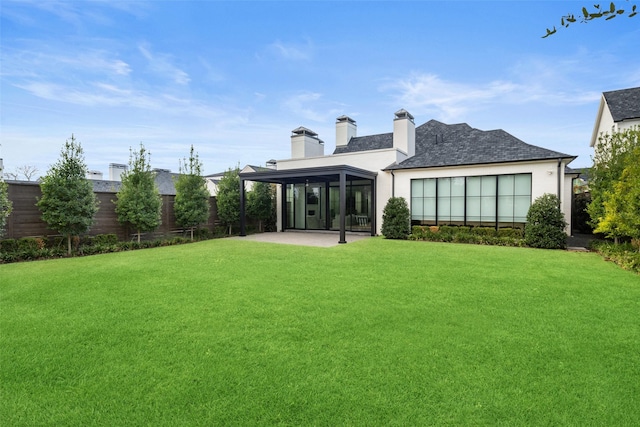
left=1, top=237, right=639, bottom=426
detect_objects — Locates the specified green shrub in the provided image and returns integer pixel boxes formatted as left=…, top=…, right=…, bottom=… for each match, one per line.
left=471, top=227, right=497, bottom=237
left=525, top=194, right=567, bottom=249
left=93, top=234, right=119, bottom=245
left=0, top=239, right=18, bottom=253
left=591, top=241, right=640, bottom=274
left=382, top=197, right=410, bottom=239
left=497, top=228, right=524, bottom=239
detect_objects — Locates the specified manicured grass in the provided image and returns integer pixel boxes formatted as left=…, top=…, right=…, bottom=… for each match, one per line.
left=1, top=237, right=639, bottom=425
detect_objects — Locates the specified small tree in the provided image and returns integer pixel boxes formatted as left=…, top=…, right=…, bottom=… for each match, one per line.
left=216, top=167, right=240, bottom=235
left=36, top=135, right=99, bottom=254
left=597, top=146, right=640, bottom=249
left=174, top=145, right=210, bottom=240
left=524, top=193, right=567, bottom=249
left=588, top=128, right=639, bottom=232
left=0, top=164, right=12, bottom=238
left=114, top=144, right=162, bottom=243
left=381, top=196, right=410, bottom=239
left=247, top=181, right=274, bottom=232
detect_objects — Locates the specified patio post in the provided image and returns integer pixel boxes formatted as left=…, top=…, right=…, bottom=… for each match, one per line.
left=339, top=170, right=346, bottom=244
left=239, top=178, right=246, bottom=237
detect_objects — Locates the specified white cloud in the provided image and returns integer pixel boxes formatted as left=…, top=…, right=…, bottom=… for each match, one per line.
left=265, top=40, right=313, bottom=61
left=383, top=66, right=602, bottom=122
left=138, top=43, right=190, bottom=85
left=282, top=91, right=343, bottom=123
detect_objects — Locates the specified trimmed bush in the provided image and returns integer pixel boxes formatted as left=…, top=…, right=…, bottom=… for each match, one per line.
left=409, top=225, right=525, bottom=247
left=381, top=197, right=410, bottom=239
left=525, top=193, right=567, bottom=250
left=93, top=234, right=118, bottom=245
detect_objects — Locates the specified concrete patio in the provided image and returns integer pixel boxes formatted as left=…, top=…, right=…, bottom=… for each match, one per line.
left=232, top=230, right=372, bottom=247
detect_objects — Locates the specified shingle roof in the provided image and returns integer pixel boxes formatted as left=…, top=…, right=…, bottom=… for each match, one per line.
left=333, top=132, right=393, bottom=154
left=333, top=119, right=573, bottom=170
left=603, top=87, right=640, bottom=122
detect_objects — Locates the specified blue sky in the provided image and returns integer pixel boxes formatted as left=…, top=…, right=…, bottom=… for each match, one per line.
left=1, top=1, right=639, bottom=177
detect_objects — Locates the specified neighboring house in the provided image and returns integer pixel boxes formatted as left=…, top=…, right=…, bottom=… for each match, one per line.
left=590, top=86, right=640, bottom=148
left=240, top=109, right=576, bottom=243
left=90, top=164, right=180, bottom=195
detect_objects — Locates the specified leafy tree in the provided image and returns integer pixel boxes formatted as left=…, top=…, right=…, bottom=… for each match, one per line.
left=216, top=167, right=240, bottom=235
left=381, top=196, right=410, bottom=239
left=588, top=128, right=639, bottom=240
left=247, top=181, right=275, bottom=232
left=544, top=1, right=637, bottom=37
left=0, top=164, right=12, bottom=238
left=596, top=146, right=640, bottom=248
left=114, top=144, right=162, bottom=243
left=36, top=135, right=99, bottom=255
left=174, top=145, right=210, bottom=240
left=524, top=193, right=567, bottom=249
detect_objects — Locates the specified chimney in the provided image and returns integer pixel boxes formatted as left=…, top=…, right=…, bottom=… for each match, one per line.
left=393, top=109, right=415, bottom=157
left=266, top=159, right=277, bottom=170
left=109, top=163, right=127, bottom=181
left=86, top=170, right=103, bottom=180
left=335, top=115, right=356, bottom=148
left=291, top=127, right=324, bottom=158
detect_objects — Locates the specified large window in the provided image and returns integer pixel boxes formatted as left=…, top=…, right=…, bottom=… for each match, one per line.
left=411, top=174, right=532, bottom=228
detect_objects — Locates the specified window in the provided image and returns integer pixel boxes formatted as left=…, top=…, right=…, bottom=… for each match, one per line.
left=410, top=174, right=532, bottom=228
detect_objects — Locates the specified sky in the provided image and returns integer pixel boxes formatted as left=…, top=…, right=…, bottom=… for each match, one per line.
left=1, top=1, right=639, bottom=178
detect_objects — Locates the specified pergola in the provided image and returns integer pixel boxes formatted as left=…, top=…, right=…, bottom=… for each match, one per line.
left=239, top=165, right=377, bottom=244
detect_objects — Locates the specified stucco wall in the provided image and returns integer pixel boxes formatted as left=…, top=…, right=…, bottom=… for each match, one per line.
left=386, top=159, right=573, bottom=234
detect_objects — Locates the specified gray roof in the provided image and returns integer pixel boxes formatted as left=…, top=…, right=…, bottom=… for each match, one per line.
left=333, top=119, right=573, bottom=170
left=603, top=86, right=640, bottom=122
left=333, top=132, right=393, bottom=154
left=92, top=169, right=178, bottom=195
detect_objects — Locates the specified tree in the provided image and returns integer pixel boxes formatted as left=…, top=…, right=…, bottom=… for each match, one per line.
left=0, top=164, right=12, bottom=238
left=544, top=1, right=638, bottom=37
left=216, top=167, right=240, bottom=235
left=3, top=165, right=39, bottom=181
left=246, top=181, right=275, bottom=232
left=36, top=135, right=99, bottom=255
left=595, top=146, right=640, bottom=248
left=114, top=144, right=162, bottom=243
left=381, top=197, right=411, bottom=239
left=174, top=145, right=210, bottom=240
left=524, top=193, right=567, bottom=249
left=587, top=128, right=639, bottom=241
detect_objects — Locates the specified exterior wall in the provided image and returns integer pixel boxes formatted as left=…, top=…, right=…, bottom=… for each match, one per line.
left=277, top=148, right=406, bottom=171
left=391, top=159, right=573, bottom=234
left=591, top=98, right=640, bottom=148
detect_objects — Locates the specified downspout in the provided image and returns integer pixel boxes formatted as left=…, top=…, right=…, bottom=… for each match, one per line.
left=557, top=158, right=562, bottom=209
left=391, top=170, right=395, bottom=198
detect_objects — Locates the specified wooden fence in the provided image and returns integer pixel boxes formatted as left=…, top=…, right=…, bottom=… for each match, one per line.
left=4, top=181, right=219, bottom=241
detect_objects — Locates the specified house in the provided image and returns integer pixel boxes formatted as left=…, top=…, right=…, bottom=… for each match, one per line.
left=590, top=86, right=640, bottom=148
left=239, top=110, right=576, bottom=243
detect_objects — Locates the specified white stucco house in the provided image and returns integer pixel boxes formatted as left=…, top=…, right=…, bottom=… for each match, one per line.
left=239, top=110, right=576, bottom=243
left=590, top=86, right=640, bottom=148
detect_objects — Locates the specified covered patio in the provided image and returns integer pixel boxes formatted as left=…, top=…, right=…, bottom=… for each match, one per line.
left=239, top=165, right=377, bottom=244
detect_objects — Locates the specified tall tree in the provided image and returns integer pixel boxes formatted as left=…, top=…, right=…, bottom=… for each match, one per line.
left=114, top=144, right=162, bottom=243
left=588, top=128, right=639, bottom=242
left=0, top=164, right=12, bottom=238
left=216, top=167, right=240, bottom=235
left=36, top=135, right=99, bottom=254
left=174, top=145, right=210, bottom=240
left=246, top=181, right=275, bottom=232
left=544, top=1, right=637, bottom=37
